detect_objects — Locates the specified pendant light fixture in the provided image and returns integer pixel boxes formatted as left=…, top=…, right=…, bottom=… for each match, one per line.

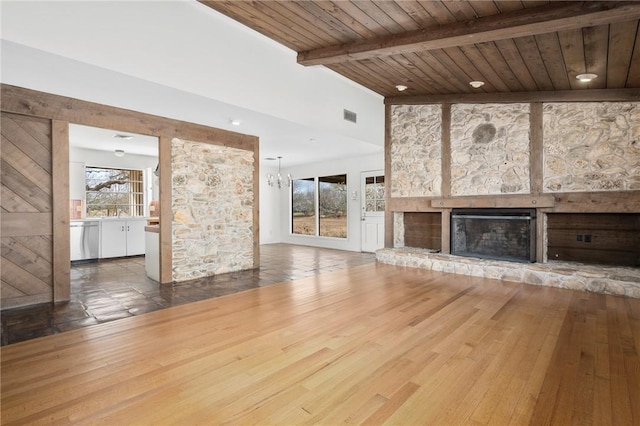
left=267, top=156, right=292, bottom=189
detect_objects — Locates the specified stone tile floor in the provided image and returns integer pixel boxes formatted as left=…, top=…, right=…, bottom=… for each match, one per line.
left=1, top=244, right=375, bottom=346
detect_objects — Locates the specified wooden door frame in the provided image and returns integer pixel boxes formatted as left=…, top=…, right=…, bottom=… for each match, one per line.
left=1, top=84, right=259, bottom=302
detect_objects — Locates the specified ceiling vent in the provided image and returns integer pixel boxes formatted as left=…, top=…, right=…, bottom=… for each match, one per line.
left=343, top=109, right=357, bottom=123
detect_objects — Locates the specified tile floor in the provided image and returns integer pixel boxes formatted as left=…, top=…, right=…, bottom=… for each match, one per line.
left=1, top=244, right=375, bottom=346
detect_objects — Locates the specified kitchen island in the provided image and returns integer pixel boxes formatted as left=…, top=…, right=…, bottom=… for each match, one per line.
left=144, top=223, right=160, bottom=282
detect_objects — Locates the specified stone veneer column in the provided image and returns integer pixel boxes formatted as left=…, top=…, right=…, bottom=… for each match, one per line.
left=171, top=138, right=254, bottom=281
left=394, top=212, right=404, bottom=248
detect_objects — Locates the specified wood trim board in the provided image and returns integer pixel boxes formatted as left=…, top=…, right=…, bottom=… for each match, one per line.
left=529, top=103, right=543, bottom=195
left=158, top=136, right=172, bottom=284
left=441, top=104, right=451, bottom=198
left=384, top=104, right=393, bottom=248
left=52, top=120, right=70, bottom=302
left=1, top=85, right=257, bottom=151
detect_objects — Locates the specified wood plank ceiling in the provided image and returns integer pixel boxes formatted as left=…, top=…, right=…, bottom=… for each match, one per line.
left=200, top=1, right=640, bottom=98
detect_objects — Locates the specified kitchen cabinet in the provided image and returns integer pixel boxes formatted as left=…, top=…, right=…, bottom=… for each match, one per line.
left=126, top=220, right=146, bottom=256
left=100, top=219, right=146, bottom=258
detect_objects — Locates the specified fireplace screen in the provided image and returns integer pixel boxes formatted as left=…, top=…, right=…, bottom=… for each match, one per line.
left=451, top=209, right=536, bottom=263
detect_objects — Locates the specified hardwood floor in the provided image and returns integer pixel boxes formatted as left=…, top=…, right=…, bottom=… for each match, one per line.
left=1, top=262, right=639, bottom=425
left=1, top=244, right=375, bottom=346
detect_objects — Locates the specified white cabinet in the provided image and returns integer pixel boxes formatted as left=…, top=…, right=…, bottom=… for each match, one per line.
left=145, top=229, right=160, bottom=282
left=100, top=219, right=147, bottom=258
left=126, top=220, right=146, bottom=256
left=100, top=220, right=126, bottom=258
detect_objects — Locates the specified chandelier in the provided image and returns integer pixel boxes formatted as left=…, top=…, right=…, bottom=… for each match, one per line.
left=267, top=156, right=292, bottom=189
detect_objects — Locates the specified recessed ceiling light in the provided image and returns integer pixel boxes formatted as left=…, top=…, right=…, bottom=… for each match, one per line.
left=576, top=73, right=598, bottom=82
left=114, top=149, right=125, bottom=157
left=113, top=134, right=133, bottom=140
left=469, top=81, right=485, bottom=89
left=230, top=119, right=241, bottom=126
left=395, top=84, right=408, bottom=92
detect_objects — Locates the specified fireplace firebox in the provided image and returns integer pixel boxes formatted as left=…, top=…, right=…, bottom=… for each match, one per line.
left=451, top=209, right=536, bottom=263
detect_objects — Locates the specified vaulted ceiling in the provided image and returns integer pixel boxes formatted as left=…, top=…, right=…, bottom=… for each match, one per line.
left=201, top=1, right=640, bottom=99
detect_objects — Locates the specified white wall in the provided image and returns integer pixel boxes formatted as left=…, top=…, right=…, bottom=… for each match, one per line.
left=70, top=147, right=158, bottom=171
left=259, top=164, right=282, bottom=244
left=272, top=152, right=384, bottom=252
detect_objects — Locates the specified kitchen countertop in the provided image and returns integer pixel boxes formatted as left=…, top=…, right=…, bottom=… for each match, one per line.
left=145, top=225, right=160, bottom=233
left=71, top=217, right=150, bottom=222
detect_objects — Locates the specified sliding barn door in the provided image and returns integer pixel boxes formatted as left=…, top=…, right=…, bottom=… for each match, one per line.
left=1, top=112, right=54, bottom=308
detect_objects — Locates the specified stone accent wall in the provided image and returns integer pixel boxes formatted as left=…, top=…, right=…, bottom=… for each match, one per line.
left=450, top=103, right=530, bottom=196
left=390, top=105, right=442, bottom=197
left=171, top=138, right=254, bottom=281
left=543, top=102, right=640, bottom=192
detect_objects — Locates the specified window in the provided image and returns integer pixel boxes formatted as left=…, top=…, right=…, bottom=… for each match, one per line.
left=319, top=175, right=347, bottom=238
left=364, top=175, right=385, bottom=212
left=85, top=167, right=144, bottom=217
left=291, top=174, right=347, bottom=239
left=292, top=177, right=315, bottom=235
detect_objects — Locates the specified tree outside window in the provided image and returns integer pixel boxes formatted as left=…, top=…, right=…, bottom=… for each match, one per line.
left=319, top=175, right=347, bottom=238
left=291, top=174, right=347, bottom=238
left=292, top=177, right=315, bottom=235
left=85, top=167, right=144, bottom=217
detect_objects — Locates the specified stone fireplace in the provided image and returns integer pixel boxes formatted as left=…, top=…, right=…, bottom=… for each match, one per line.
left=451, top=209, right=536, bottom=263
left=380, top=100, right=640, bottom=298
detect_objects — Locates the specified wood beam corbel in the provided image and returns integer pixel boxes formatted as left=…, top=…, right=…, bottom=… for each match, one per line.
left=298, top=2, right=640, bottom=66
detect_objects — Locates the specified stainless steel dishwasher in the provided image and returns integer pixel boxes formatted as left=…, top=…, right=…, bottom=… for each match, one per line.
left=70, top=220, right=100, bottom=261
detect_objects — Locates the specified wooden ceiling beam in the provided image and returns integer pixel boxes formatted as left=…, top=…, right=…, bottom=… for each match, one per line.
left=298, top=2, right=640, bottom=66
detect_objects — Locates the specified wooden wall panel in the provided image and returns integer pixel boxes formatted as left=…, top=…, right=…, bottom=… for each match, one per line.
left=1, top=112, right=53, bottom=309
left=547, top=213, right=640, bottom=267
left=404, top=212, right=442, bottom=250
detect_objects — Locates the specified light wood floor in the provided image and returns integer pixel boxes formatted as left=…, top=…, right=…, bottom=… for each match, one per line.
left=2, top=263, right=639, bottom=425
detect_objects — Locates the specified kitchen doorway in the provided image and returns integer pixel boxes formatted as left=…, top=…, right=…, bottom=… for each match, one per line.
left=68, top=124, right=160, bottom=294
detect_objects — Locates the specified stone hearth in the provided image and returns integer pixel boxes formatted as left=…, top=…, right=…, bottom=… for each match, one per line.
left=376, top=248, right=640, bottom=298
